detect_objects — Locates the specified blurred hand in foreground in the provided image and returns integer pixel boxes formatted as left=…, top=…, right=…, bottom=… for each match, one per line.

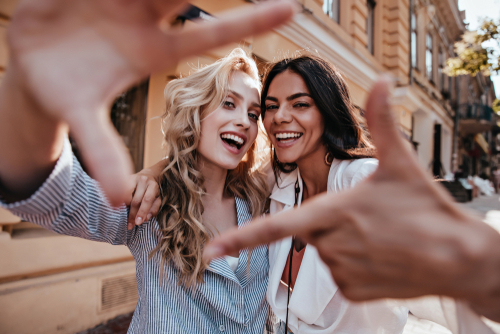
left=204, top=77, right=500, bottom=320
left=0, top=0, right=296, bottom=204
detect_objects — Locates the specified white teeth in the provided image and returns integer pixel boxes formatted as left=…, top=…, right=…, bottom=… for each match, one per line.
left=221, top=133, right=245, bottom=145
left=276, top=133, right=302, bottom=139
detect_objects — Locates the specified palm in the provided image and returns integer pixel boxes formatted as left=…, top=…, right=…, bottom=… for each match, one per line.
left=7, top=0, right=295, bottom=203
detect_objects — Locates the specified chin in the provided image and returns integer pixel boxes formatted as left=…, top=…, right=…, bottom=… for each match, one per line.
left=275, top=154, right=298, bottom=165
left=217, top=159, right=242, bottom=170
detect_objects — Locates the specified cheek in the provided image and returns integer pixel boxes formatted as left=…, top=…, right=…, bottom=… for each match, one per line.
left=248, top=125, right=259, bottom=144
left=263, top=116, right=272, bottom=136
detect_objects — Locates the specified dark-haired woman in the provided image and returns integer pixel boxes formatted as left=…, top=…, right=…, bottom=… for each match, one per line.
left=261, top=55, right=487, bottom=334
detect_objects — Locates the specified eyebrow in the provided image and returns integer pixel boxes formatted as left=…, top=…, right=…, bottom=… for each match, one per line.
left=229, top=90, right=243, bottom=100
left=265, top=92, right=312, bottom=102
left=229, top=90, right=261, bottom=110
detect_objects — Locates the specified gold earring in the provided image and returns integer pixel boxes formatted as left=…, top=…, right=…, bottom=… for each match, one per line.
left=324, top=152, right=333, bottom=166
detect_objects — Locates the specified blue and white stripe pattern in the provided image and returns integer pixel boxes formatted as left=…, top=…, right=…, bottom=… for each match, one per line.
left=1, top=140, right=275, bottom=334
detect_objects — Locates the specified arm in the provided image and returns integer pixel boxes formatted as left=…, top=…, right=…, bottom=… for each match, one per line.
left=0, top=0, right=295, bottom=205
left=205, top=77, right=500, bottom=321
left=1, top=139, right=132, bottom=246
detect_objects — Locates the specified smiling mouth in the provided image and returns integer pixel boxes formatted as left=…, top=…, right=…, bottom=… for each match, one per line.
left=221, top=133, right=246, bottom=150
left=275, top=132, right=303, bottom=144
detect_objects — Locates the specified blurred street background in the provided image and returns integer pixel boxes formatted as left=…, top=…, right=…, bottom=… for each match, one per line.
left=0, top=0, right=499, bottom=333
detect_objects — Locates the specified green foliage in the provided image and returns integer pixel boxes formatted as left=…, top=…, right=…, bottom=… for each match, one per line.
left=445, top=19, right=500, bottom=77
left=493, top=99, right=500, bottom=115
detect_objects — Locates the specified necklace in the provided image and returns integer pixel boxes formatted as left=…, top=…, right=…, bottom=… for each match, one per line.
left=284, top=177, right=301, bottom=333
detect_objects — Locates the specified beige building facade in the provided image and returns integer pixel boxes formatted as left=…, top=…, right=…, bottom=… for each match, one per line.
left=0, top=0, right=486, bottom=333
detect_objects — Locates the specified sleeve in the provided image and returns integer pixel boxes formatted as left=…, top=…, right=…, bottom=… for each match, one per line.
left=0, top=139, right=134, bottom=246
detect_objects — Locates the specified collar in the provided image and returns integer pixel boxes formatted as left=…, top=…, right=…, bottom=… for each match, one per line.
left=269, top=159, right=346, bottom=207
left=269, top=168, right=301, bottom=207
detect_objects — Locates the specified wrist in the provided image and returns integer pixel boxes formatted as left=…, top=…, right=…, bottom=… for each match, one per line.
left=0, top=66, right=67, bottom=200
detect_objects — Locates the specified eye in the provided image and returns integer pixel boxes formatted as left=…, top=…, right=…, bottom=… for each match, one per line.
left=265, top=104, right=278, bottom=111
left=223, top=100, right=235, bottom=109
left=294, top=102, right=310, bottom=108
left=248, top=113, right=259, bottom=122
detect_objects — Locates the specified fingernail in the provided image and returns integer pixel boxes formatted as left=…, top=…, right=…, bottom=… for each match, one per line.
left=203, top=245, right=225, bottom=261
left=146, top=213, right=152, bottom=221
left=135, top=217, right=142, bottom=225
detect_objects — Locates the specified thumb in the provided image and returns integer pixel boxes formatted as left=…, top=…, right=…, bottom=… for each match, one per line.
left=365, top=76, right=415, bottom=172
left=68, top=108, right=134, bottom=206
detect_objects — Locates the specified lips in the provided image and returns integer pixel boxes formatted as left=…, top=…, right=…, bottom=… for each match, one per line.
left=220, top=131, right=247, bottom=153
left=274, top=131, right=303, bottom=147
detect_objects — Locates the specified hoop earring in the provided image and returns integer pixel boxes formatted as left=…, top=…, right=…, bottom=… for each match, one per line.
left=324, top=152, right=333, bottom=166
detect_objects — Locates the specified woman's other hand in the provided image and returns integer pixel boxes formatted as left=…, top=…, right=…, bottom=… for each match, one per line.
left=125, top=163, right=165, bottom=230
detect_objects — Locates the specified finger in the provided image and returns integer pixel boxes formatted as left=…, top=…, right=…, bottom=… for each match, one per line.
left=148, top=197, right=162, bottom=220
left=135, top=181, right=160, bottom=225
left=148, top=0, right=297, bottom=72
left=123, top=175, right=138, bottom=207
left=68, top=108, right=134, bottom=207
left=364, top=76, right=416, bottom=172
left=204, top=194, right=339, bottom=261
left=128, top=176, right=149, bottom=226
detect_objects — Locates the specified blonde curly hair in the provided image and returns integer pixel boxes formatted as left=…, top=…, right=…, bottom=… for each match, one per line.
left=152, top=48, right=269, bottom=287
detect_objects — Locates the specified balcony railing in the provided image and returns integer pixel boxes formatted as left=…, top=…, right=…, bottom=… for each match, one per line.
left=458, top=103, right=494, bottom=122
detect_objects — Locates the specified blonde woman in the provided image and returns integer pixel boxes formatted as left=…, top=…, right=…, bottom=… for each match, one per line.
left=1, top=49, right=275, bottom=333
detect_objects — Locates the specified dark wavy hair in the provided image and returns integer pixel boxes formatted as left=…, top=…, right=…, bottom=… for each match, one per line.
left=261, top=55, right=376, bottom=176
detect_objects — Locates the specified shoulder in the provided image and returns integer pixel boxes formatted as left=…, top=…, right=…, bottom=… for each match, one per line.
left=328, top=158, right=378, bottom=192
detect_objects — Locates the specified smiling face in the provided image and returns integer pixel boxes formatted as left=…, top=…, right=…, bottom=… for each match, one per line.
left=197, top=70, right=261, bottom=171
left=263, top=70, right=326, bottom=165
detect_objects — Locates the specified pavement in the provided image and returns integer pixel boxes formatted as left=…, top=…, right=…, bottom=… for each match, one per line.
left=77, top=313, right=133, bottom=334
left=79, top=195, right=500, bottom=334
left=462, top=193, right=500, bottom=231
left=404, top=193, right=500, bottom=334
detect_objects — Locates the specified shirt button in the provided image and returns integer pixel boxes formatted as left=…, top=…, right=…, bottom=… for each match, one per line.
left=219, top=325, right=225, bottom=332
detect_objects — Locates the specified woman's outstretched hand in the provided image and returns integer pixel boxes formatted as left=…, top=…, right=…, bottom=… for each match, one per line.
left=204, top=77, right=500, bottom=320
left=0, top=0, right=296, bottom=205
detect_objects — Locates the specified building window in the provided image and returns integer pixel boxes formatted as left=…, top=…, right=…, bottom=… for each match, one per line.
left=426, top=33, right=434, bottom=80
left=367, top=0, right=376, bottom=54
left=323, top=0, right=340, bottom=23
left=439, top=47, right=447, bottom=93
left=411, top=12, right=418, bottom=68
left=110, top=81, right=149, bottom=172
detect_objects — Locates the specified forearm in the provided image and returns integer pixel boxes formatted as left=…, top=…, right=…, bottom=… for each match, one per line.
left=0, top=66, right=67, bottom=202
left=1, top=143, right=131, bottom=246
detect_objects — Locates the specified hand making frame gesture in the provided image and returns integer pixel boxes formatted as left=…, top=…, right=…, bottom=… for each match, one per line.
left=0, top=0, right=296, bottom=204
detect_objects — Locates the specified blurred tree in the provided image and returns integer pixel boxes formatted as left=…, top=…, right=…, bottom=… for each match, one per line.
left=493, top=98, right=500, bottom=115
left=445, top=19, right=499, bottom=77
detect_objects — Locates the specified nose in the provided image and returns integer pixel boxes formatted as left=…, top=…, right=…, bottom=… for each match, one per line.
left=273, top=105, right=292, bottom=124
left=234, top=109, right=251, bottom=129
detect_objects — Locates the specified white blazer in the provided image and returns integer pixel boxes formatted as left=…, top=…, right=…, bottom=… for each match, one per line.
left=267, top=158, right=495, bottom=334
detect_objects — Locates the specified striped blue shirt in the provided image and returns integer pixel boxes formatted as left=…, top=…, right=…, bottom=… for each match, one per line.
left=1, top=141, right=275, bottom=334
